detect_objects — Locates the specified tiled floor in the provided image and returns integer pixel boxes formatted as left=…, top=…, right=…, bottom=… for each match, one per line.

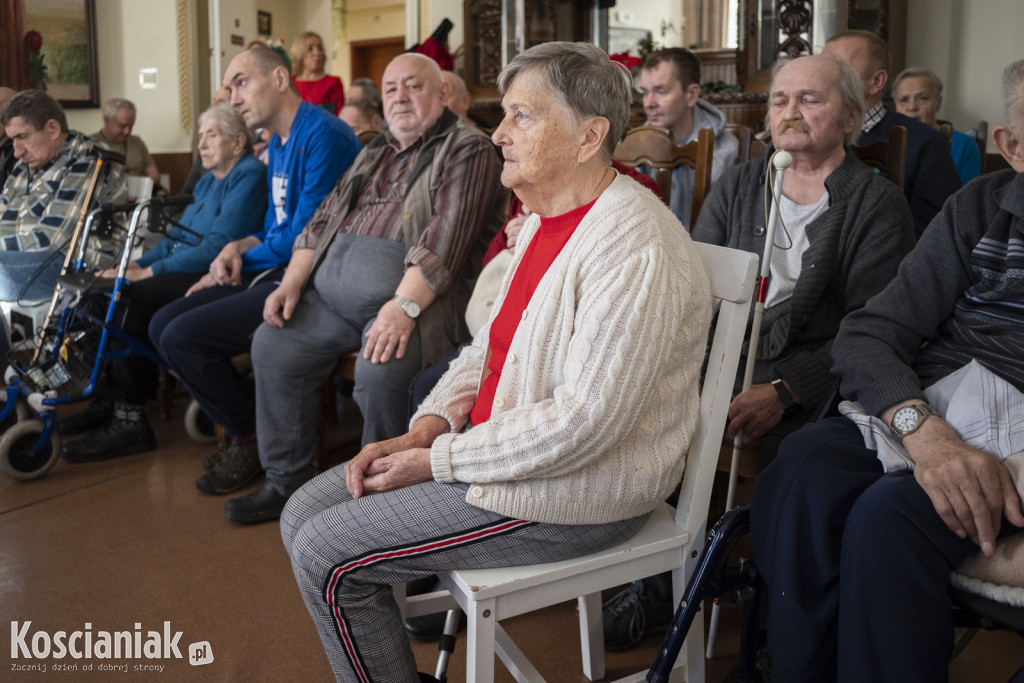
left=1, top=405, right=1021, bottom=682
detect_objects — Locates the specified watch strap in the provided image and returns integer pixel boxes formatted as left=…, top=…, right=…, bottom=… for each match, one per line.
left=772, top=378, right=802, bottom=417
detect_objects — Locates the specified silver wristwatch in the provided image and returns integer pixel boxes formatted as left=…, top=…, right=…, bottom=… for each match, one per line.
left=888, top=403, right=936, bottom=442
left=392, top=295, right=421, bottom=319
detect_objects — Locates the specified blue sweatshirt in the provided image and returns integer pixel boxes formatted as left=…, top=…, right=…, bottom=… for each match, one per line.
left=243, top=100, right=360, bottom=271
left=136, top=154, right=267, bottom=275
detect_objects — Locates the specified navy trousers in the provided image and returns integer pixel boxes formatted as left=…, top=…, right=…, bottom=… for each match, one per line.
left=149, top=270, right=282, bottom=437
left=751, top=417, right=1023, bottom=683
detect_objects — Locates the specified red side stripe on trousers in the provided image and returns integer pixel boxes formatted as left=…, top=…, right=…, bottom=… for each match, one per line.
left=325, top=518, right=534, bottom=682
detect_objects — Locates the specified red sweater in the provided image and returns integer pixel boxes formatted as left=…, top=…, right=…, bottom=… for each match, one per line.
left=470, top=198, right=597, bottom=425
left=293, top=75, right=345, bottom=115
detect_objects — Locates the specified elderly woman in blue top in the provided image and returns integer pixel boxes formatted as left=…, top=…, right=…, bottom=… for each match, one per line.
left=892, top=66, right=982, bottom=185
left=59, top=103, right=267, bottom=463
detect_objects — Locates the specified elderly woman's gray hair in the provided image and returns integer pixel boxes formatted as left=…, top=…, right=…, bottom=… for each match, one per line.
left=497, top=41, right=632, bottom=159
left=766, top=56, right=865, bottom=148
left=892, top=66, right=943, bottom=99
left=198, top=103, right=254, bottom=154
left=1002, top=58, right=1024, bottom=137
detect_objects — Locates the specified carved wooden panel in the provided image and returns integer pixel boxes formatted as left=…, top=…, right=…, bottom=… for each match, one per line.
left=777, top=0, right=814, bottom=58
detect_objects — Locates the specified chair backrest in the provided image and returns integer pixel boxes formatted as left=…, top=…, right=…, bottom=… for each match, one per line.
left=852, top=124, right=907, bottom=190
left=966, top=120, right=989, bottom=171
left=674, top=243, right=759, bottom=539
left=613, top=126, right=715, bottom=229
left=125, top=176, right=154, bottom=202
left=936, top=119, right=955, bottom=149
left=725, top=123, right=768, bottom=165
left=357, top=129, right=381, bottom=146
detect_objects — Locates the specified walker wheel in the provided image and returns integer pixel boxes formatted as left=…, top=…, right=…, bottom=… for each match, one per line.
left=184, top=399, right=218, bottom=445
left=0, top=394, right=29, bottom=433
left=0, top=419, right=62, bottom=481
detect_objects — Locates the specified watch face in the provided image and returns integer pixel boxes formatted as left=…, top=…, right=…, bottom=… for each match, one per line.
left=407, top=301, right=421, bottom=317
left=892, top=407, right=918, bottom=432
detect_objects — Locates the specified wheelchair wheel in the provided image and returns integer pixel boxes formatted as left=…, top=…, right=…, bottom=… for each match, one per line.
left=184, top=399, right=217, bottom=445
left=0, top=393, right=29, bottom=433
left=0, top=419, right=62, bottom=482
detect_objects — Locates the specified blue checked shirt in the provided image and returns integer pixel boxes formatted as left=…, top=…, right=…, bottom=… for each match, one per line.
left=0, top=131, right=128, bottom=252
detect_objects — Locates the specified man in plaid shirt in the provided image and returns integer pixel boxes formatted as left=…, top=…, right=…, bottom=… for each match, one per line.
left=0, top=90, right=126, bottom=304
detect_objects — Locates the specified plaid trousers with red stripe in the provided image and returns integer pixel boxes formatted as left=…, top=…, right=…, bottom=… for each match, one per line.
left=281, top=469, right=648, bottom=682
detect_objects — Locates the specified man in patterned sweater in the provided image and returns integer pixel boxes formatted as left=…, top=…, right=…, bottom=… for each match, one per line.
left=0, top=90, right=126, bottom=341
left=751, top=59, right=1024, bottom=682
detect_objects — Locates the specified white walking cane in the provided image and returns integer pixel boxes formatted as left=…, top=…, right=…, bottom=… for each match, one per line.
left=706, top=148, right=792, bottom=659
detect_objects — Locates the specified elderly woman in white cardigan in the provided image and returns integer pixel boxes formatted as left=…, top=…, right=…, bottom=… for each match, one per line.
left=280, top=41, right=712, bottom=682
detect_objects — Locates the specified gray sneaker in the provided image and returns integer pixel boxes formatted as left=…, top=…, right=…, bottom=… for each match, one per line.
left=195, top=441, right=261, bottom=495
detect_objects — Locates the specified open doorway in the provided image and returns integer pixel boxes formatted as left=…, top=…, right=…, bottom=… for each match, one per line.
left=350, top=37, right=406, bottom=92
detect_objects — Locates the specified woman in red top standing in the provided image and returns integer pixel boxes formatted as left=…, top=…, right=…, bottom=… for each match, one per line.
left=290, top=31, right=344, bottom=115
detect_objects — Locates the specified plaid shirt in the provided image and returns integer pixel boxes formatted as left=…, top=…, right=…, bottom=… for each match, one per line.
left=295, top=112, right=503, bottom=293
left=862, top=102, right=886, bottom=133
left=0, top=131, right=127, bottom=252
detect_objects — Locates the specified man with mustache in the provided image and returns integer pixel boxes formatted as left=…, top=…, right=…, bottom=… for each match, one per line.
left=212, top=53, right=505, bottom=523
left=638, top=48, right=738, bottom=226
left=605, top=54, right=917, bottom=648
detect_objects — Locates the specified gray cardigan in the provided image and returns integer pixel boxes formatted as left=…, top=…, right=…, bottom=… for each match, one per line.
left=691, top=148, right=917, bottom=410
left=833, top=169, right=1024, bottom=415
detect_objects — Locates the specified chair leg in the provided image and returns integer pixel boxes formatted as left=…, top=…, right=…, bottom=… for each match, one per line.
left=465, top=597, right=497, bottom=683
left=577, top=593, right=606, bottom=680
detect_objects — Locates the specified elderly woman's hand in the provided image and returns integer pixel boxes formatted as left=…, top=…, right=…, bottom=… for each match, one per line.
left=346, top=416, right=448, bottom=497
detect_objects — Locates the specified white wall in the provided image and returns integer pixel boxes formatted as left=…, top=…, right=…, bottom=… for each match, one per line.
left=906, top=0, right=1024, bottom=132
left=64, top=0, right=191, bottom=154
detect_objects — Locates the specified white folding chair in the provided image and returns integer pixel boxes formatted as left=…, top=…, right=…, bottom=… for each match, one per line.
left=404, top=242, right=759, bottom=682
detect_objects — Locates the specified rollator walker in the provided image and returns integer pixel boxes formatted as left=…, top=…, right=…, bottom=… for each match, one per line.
left=0, top=194, right=196, bottom=481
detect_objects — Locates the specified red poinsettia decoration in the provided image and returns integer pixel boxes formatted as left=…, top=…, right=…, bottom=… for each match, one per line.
left=24, top=30, right=43, bottom=52
left=609, top=51, right=642, bottom=70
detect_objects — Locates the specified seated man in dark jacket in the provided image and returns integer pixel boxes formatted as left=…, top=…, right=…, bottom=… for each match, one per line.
left=604, top=53, right=916, bottom=650
left=751, top=58, right=1024, bottom=683
left=824, top=30, right=961, bottom=235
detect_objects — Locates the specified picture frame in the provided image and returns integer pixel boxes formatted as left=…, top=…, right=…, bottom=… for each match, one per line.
left=23, top=0, right=100, bottom=108
left=258, top=10, right=272, bottom=36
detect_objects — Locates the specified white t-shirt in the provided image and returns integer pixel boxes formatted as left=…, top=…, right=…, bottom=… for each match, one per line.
left=766, top=191, right=829, bottom=308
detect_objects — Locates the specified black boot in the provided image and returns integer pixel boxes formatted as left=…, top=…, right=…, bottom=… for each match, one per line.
left=61, top=402, right=156, bottom=463
left=57, top=397, right=114, bottom=436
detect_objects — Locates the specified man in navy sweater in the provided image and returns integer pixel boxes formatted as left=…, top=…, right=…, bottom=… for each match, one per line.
left=824, top=30, right=960, bottom=236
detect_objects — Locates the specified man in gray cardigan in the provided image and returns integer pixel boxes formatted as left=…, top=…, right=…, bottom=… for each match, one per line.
left=604, top=53, right=917, bottom=649
left=751, top=58, right=1024, bottom=683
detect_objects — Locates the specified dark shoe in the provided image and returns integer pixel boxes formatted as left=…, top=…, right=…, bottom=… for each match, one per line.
left=404, top=576, right=467, bottom=641
left=61, top=416, right=155, bottom=463
left=223, top=481, right=290, bottom=524
left=57, top=398, right=114, bottom=436
left=418, top=674, right=440, bottom=683
left=195, top=441, right=261, bottom=495
left=602, top=577, right=675, bottom=651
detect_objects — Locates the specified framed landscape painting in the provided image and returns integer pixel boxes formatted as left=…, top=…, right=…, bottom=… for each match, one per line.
left=23, top=0, right=100, bottom=108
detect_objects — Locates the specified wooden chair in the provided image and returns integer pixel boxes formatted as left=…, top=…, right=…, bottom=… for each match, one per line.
left=966, top=120, right=989, bottom=172
left=852, top=124, right=908, bottom=191
left=404, top=242, right=759, bottom=682
left=613, top=127, right=715, bottom=229
left=725, top=123, right=768, bottom=165
left=357, top=129, right=381, bottom=146
left=937, top=119, right=955, bottom=149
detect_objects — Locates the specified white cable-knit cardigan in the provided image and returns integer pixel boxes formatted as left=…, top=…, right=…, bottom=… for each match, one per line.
left=413, top=174, right=713, bottom=525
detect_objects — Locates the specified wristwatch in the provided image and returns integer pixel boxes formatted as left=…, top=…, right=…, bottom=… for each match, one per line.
left=771, top=378, right=802, bottom=418
left=392, top=295, right=421, bottom=319
left=888, top=403, right=936, bottom=442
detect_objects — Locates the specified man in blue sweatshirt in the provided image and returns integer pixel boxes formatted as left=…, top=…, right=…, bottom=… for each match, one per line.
left=147, top=46, right=360, bottom=484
